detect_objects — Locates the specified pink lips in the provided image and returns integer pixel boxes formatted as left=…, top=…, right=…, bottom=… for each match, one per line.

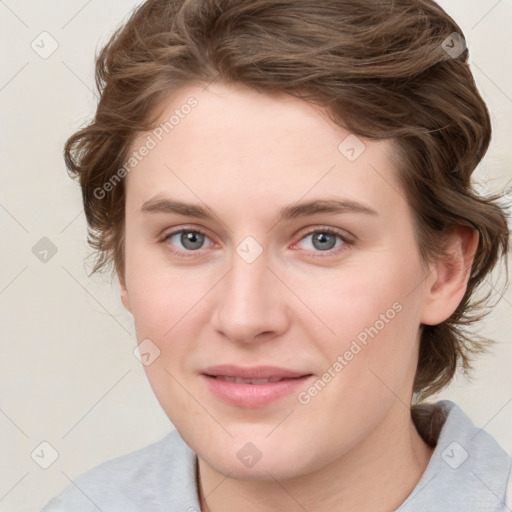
left=201, top=365, right=314, bottom=408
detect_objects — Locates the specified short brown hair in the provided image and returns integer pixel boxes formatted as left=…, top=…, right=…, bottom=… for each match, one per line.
left=65, top=0, right=509, bottom=406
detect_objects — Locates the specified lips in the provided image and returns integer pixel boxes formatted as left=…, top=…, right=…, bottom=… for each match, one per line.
left=201, top=365, right=313, bottom=407
left=202, top=364, right=309, bottom=380
left=214, top=376, right=284, bottom=384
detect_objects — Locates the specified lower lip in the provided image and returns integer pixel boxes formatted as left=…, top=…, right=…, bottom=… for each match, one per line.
left=201, top=374, right=314, bottom=408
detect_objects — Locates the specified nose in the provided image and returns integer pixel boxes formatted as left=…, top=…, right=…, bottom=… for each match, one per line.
left=210, top=247, right=290, bottom=344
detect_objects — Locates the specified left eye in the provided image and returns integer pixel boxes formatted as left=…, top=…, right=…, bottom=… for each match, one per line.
left=296, top=230, right=346, bottom=252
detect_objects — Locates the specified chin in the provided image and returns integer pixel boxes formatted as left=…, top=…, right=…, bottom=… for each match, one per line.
left=196, top=437, right=323, bottom=482
left=204, top=456, right=307, bottom=482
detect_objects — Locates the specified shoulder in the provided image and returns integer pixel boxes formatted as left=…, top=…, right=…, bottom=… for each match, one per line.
left=39, top=429, right=200, bottom=512
left=400, top=400, right=512, bottom=512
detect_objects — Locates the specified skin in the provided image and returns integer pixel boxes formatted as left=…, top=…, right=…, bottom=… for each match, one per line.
left=119, top=82, right=478, bottom=512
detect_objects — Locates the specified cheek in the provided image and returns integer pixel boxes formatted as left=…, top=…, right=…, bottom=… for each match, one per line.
left=298, top=252, right=423, bottom=384
left=128, top=283, right=169, bottom=340
left=302, top=258, right=418, bottom=337
left=126, top=266, right=218, bottom=392
left=124, top=240, right=209, bottom=337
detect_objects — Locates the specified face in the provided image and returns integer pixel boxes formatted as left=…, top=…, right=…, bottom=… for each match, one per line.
left=120, top=82, right=434, bottom=480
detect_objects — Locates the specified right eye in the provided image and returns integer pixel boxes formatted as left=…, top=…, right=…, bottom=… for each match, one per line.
left=161, top=227, right=215, bottom=256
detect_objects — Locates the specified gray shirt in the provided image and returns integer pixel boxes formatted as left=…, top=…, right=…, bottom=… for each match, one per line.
left=40, top=400, right=512, bottom=511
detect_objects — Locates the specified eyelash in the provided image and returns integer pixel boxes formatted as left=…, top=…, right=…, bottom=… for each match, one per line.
left=160, top=225, right=353, bottom=259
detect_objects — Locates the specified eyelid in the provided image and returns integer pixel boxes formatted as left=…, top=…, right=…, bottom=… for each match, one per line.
left=290, top=225, right=354, bottom=255
left=160, top=225, right=216, bottom=249
left=160, top=224, right=354, bottom=256
left=293, top=224, right=354, bottom=244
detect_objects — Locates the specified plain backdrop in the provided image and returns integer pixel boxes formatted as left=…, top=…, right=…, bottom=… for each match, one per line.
left=0, top=1, right=511, bottom=511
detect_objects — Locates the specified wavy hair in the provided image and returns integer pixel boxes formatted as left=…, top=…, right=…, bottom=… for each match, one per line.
left=64, top=0, right=509, bottom=415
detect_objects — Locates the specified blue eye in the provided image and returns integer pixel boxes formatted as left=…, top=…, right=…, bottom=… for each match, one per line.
left=297, top=229, right=347, bottom=252
left=161, top=226, right=352, bottom=258
left=165, top=229, right=210, bottom=251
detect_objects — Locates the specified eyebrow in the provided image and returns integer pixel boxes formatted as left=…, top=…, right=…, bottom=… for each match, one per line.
left=140, top=196, right=378, bottom=222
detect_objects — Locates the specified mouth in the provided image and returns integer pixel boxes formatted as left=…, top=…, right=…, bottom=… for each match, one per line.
left=211, top=375, right=293, bottom=384
left=200, top=365, right=314, bottom=407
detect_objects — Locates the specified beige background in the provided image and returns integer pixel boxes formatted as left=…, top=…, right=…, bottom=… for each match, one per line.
left=0, top=1, right=511, bottom=511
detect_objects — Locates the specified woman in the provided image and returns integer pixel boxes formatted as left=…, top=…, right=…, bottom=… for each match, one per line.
left=41, top=0, right=511, bottom=510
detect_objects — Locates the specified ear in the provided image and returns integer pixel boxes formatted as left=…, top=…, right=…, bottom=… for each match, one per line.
left=119, top=273, right=132, bottom=313
left=420, top=226, right=479, bottom=326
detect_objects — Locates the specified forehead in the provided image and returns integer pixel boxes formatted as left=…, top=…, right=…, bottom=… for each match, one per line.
left=125, top=82, right=406, bottom=221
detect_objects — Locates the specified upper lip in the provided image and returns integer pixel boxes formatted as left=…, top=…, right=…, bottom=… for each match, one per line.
left=202, top=365, right=311, bottom=379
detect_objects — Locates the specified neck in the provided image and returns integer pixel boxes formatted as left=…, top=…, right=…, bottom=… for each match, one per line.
left=197, top=402, right=434, bottom=512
